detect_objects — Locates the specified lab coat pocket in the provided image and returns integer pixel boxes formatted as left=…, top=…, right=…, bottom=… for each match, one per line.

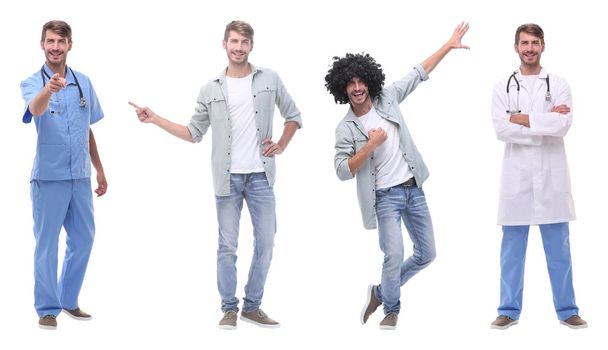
left=500, top=170, right=520, bottom=197
left=551, top=167, right=571, bottom=194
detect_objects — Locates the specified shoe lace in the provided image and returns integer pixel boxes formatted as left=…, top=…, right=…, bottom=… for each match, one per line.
left=224, top=310, right=237, bottom=320
left=256, top=309, right=268, bottom=319
left=43, top=315, right=56, bottom=320
left=385, top=313, right=397, bottom=321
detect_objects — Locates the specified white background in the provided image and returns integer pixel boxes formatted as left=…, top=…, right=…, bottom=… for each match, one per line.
left=1, top=0, right=606, bottom=349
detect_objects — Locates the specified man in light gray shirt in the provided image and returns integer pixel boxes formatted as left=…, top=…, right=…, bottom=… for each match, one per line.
left=130, top=20, right=302, bottom=329
left=327, top=23, right=468, bottom=330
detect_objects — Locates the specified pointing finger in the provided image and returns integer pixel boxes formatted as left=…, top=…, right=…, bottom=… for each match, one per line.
left=128, top=101, right=143, bottom=110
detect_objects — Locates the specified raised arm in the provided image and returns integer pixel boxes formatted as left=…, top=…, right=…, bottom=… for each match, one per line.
left=420, top=22, right=470, bottom=75
left=129, top=101, right=194, bottom=143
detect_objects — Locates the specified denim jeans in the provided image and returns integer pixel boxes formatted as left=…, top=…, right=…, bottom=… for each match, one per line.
left=374, top=184, right=436, bottom=315
left=498, top=223, right=579, bottom=321
left=215, top=173, right=276, bottom=313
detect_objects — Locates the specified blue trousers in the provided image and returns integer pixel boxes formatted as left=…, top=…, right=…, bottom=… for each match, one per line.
left=498, top=223, right=579, bottom=321
left=31, top=179, right=95, bottom=317
left=374, top=184, right=436, bottom=315
left=215, top=173, right=276, bottom=313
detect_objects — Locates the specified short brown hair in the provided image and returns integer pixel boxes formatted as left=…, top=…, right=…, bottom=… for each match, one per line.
left=41, top=20, right=72, bottom=43
left=223, top=20, right=254, bottom=43
left=515, top=23, right=544, bottom=45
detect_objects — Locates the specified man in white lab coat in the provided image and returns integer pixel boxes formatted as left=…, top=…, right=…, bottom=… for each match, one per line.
left=490, top=23, right=587, bottom=330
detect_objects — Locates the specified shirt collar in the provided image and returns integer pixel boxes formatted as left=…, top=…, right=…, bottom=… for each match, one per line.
left=42, top=63, right=77, bottom=85
left=214, top=63, right=261, bottom=84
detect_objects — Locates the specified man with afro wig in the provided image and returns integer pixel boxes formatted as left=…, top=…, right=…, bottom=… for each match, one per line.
left=327, top=22, right=469, bottom=330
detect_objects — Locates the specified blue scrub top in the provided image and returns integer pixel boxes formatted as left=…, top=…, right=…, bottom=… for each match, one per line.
left=21, top=64, right=104, bottom=181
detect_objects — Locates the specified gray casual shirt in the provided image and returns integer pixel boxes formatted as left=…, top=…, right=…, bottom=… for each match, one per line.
left=187, top=65, right=302, bottom=196
left=334, top=65, right=429, bottom=229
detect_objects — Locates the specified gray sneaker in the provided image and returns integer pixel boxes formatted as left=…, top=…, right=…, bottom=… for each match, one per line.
left=219, top=310, right=238, bottom=330
left=560, top=315, right=588, bottom=329
left=490, top=315, right=518, bottom=330
left=361, top=284, right=382, bottom=324
left=38, top=315, right=57, bottom=330
left=240, top=309, right=280, bottom=328
left=62, top=308, right=92, bottom=320
left=379, top=313, right=398, bottom=330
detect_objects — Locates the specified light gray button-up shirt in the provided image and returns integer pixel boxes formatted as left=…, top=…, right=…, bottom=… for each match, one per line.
left=334, top=65, right=429, bottom=229
left=187, top=65, right=302, bottom=196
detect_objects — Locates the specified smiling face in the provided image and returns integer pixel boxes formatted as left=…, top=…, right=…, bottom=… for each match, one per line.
left=41, top=30, right=71, bottom=69
left=515, top=31, right=544, bottom=72
left=346, top=76, right=372, bottom=115
left=223, top=30, right=253, bottom=67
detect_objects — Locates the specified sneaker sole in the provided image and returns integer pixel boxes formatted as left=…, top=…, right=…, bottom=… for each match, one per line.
left=239, top=316, right=280, bottom=329
left=61, top=309, right=92, bottom=321
left=560, top=320, right=588, bottom=329
left=379, top=324, right=397, bottom=330
left=361, top=284, right=375, bottom=324
left=490, top=320, right=518, bottom=330
left=38, top=324, right=57, bottom=330
left=218, top=324, right=237, bottom=330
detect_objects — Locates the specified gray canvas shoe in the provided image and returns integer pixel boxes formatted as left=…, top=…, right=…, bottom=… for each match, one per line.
left=490, top=315, right=518, bottom=330
left=560, top=315, right=588, bottom=329
left=62, top=308, right=92, bottom=320
left=361, top=284, right=382, bottom=324
left=219, top=310, right=238, bottom=330
left=240, top=309, right=280, bottom=328
left=379, top=313, right=398, bottom=330
left=39, top=315, right=57, bottom=330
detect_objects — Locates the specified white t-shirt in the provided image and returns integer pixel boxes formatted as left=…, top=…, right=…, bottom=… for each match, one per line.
left=226, top=74, right=264, bottom=173
left=358, top=106, right=413, bottom=190
left=522, top=74, right=539, bottom=92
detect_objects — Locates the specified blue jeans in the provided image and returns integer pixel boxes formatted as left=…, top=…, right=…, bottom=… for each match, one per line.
left=498, top=223, right=579, bottom=321
left=215, top=173, right=276, bottom=313
left=31, top=179, right=95, bottom=317
left=374, top=184, right=436, bottom=315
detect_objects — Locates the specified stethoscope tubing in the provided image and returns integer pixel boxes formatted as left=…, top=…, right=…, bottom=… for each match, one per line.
left=40, top=65, right=86, bottom=108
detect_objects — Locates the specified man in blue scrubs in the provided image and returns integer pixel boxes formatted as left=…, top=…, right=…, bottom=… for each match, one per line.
left=20, top=20, right=107, bottom=330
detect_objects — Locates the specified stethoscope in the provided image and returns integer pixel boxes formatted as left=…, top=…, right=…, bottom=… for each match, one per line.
left=506, top=71, right=551, bottom=114
left=40, top=65, right=86, bottom=108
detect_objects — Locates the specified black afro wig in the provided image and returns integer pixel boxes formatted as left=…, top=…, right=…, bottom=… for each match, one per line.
left=325, top=53, right=385, bottom=105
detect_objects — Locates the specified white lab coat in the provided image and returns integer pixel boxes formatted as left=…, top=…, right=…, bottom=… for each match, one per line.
left=492, top=68, right=575, bottom=225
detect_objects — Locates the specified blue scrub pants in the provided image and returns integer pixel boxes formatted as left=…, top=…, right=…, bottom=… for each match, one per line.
left=30, top=179, right=95, bottom=317
left=498, top=223, right=579, bottom=321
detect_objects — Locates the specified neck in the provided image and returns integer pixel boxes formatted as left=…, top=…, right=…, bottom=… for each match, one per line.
left=351, top=101, right=372, bottom=117
left=519, top=63, right=541, bottom=76
left=46, top=61, right=67, bottom=77
left=226, top=62, right=251, bottom=78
